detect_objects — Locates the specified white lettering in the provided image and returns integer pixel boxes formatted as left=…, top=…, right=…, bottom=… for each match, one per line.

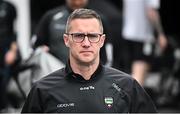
left=112, top=83, right=121, bottom=92
left=80, top=86, right=95, bottom=91
left=57, top=103, right=75, bottom=108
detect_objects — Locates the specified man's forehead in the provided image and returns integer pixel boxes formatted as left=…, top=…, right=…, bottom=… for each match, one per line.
left=70, top=18, right=99, bottom=24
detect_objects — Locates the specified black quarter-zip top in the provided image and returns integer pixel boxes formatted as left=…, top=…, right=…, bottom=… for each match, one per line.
left=22, top=62, right=157, bottom=113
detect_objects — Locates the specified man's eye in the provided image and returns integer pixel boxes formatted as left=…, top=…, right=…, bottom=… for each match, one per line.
left=88, top=34, right=98, bottom=38
left=74, top=34, right=84, bottom=38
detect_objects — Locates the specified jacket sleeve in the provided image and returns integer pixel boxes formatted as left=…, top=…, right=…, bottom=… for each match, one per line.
left=130, top=79, right=157, bottom=113
left=21, top=84, right=43, bottom=113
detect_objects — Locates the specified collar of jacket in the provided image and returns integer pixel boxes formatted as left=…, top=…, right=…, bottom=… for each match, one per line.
left=65, top=60, right=103, bottom=83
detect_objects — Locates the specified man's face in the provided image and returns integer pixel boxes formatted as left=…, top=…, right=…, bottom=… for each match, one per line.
left=64, top=18, right=105, bottom=65
left=66, top=0, right=88, bottom=10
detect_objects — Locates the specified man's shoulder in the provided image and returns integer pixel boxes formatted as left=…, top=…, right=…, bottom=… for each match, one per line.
left=45, top=5, right=68, bottom=17
left=103, top=66, right=132, bottom=80
left=1, top=1, right=14, bottom=8
left=32, top=68, right=66, bottom=89
left=103, top=66, right=135, bottom=88
left=40, top=5, right=69, bottom=23
left=1, top=1, right=16, bottom=13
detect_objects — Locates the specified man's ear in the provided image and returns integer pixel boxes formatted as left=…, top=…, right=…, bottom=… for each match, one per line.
left=63, top=34, right=70, bottom=47
left=100, top=34, right=106, bottom=48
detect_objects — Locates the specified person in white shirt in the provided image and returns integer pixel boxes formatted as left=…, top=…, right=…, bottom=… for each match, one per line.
left=122, top=0, right=167, bottom=85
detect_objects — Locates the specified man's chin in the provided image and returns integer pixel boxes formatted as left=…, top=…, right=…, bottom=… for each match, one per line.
left=78, top=58, right=94, bottom=66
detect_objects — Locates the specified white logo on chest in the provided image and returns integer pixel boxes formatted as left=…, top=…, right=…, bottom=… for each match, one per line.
left=80, top=86, right=95, bottom=91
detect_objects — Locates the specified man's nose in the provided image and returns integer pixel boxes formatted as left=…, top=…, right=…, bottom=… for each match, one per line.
left=82, top=36, right=91, bottom=46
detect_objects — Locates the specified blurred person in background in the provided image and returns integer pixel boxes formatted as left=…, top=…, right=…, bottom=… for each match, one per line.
left=121, top=0, right=168, bottom=85
left=0, top=0, right=17, bottom=111
left=32, top=0, right=89, bottom=64
left=27, top=0, right=90, bottom=83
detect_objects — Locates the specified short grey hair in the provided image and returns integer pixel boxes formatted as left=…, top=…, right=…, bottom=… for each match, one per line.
left=65, top=8, right=104, bottom=33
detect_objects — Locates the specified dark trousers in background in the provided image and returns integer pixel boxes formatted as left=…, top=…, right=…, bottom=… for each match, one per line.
left=0, top=66, right=11, bottom=110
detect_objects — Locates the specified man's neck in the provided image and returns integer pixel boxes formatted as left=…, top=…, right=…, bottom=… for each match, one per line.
left=70, top=58, right=99, bottom=80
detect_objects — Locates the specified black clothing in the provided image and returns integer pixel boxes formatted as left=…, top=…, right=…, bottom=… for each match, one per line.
left=22, top=62, right=157, bottom=113
left=34, top=6, right=71, bottom=64
left=0, top=1, right=16, bottom=110
left=0, top=1, right=16, bottom=67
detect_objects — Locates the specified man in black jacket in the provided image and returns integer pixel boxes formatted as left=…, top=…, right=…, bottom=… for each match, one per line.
left=22, top=8, right=157, bottom=113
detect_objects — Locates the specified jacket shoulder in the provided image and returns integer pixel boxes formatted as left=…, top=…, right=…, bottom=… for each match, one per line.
left=32, top=68, right=66, bottom=90
left=103, top=66, right=136, bottom=92
left=103, top=66, right=133, bottom=82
